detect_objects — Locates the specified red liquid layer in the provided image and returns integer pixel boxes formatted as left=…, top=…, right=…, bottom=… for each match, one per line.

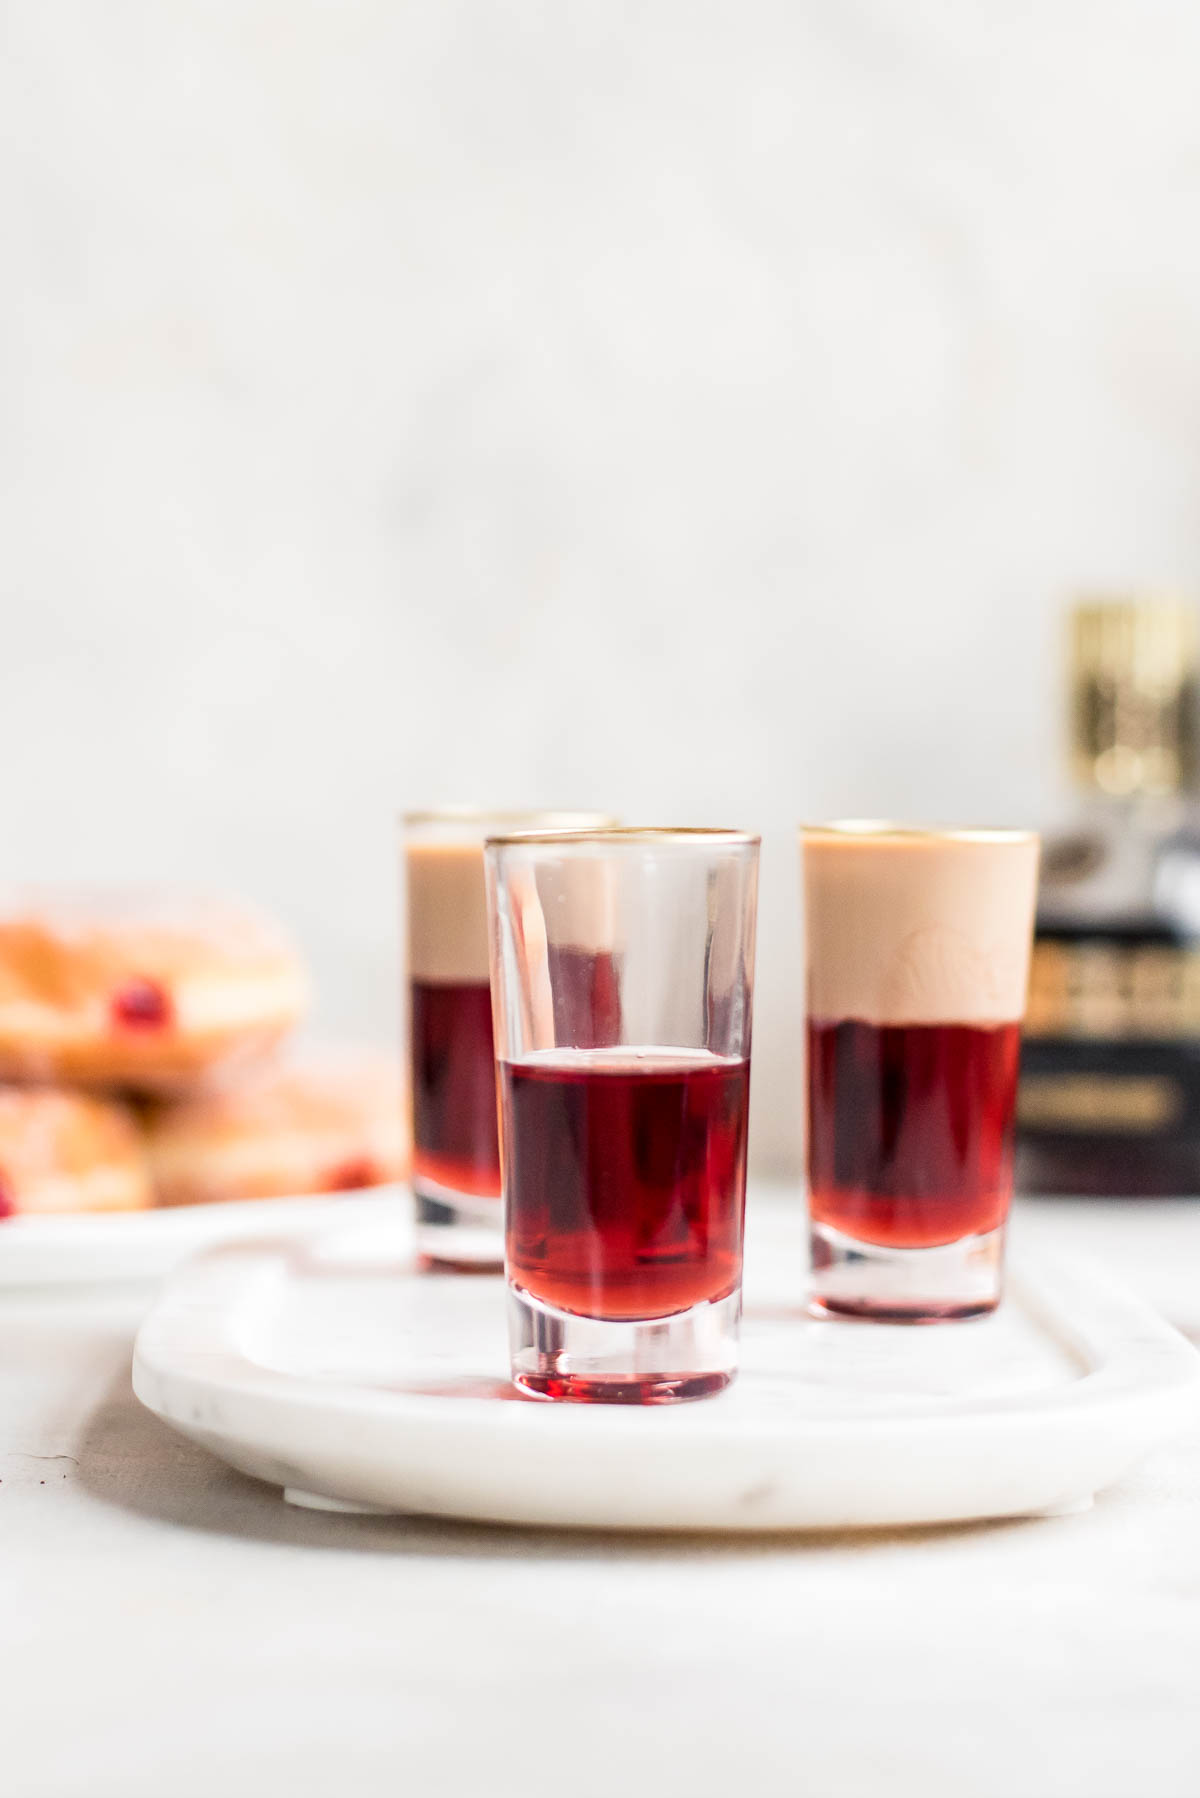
left=410, top=981, right=501, bottom=1199
left=501, top=1049, right=749, bottom=1321
left=807, top=1018, right=1021, bottom=1249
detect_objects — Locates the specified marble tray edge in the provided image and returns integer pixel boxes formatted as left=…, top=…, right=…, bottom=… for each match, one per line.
left=130, top=1230, right=1200, bottom=1533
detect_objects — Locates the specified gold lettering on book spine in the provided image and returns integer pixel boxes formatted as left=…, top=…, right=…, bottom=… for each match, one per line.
left=1025, top=940, right=1200, bottom=1040
left=1018, top=1074, right=1183, bottom=1132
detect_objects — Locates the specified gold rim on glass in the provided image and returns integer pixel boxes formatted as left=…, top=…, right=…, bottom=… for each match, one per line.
left=798, top=819, right=1037, bottom=845
left=485, top=826, right=760, bottom=848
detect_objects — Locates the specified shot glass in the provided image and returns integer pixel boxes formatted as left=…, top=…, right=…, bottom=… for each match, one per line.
left=403, top=809, right=613, bottom=1271
left=485, top=828, right=760, bottom=1402
left=801, top=822, right=1040, bottom=1322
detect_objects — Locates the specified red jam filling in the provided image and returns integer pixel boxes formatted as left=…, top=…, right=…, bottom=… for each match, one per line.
left=324, top=1157, right=378, bottom=1192
left=0, top=1174, right=15, bottom=1220
left=111, top=977, right=173, bottom=1031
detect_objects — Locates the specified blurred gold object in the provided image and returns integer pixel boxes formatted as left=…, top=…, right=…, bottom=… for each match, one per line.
left=1026, top=936, right=1200, bottom=1039
left=1070, top=598, right=1197, bottom=796
left=1018, top=1073, right=1182, bottom=1132
left=1020, top=594, right=1200, bottom=1195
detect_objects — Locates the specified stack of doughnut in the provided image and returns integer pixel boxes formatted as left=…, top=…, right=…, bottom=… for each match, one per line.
left=0, top=891, right=409, bottom=1218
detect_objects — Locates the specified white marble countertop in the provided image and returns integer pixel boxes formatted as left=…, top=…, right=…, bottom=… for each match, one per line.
left=5, top=1187, right=1200, bottom=1798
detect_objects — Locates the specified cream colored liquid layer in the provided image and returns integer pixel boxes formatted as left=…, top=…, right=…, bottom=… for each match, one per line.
left=406, top=840, right=492, bottom=985
left=407, top=838, right=620, bottom=986
left=802, top=831, right=1040, bottom=1025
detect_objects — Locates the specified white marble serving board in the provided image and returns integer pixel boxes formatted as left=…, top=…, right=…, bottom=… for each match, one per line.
left=131, top=1206, right=1200, bottom=1533
left=0, top=1187, right=406, bottom=1287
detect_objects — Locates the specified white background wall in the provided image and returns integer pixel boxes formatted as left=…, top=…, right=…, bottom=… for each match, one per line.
left=5, top=2, right=1200, bottom=1168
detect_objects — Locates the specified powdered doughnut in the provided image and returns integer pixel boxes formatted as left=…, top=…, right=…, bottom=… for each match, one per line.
left=0, top=891, right=308, bottom=1094
left=146, top=1049, right=409, bottom=1207
left=0, top=1086, right=152, bottom=1217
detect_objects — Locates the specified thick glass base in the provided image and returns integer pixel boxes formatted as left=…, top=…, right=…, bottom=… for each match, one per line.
left=413, top=1177, right=503, bottom=1273
left=508, top=1283, right=740, bottom=1403
left=808, top=1219, right=1005, bottom=1322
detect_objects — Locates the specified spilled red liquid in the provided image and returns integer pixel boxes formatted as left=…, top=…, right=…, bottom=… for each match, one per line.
left=806, top=1018, right=1021, bottom=1249
left=111, top=977, right=172, bottom=1031
left=501, top=1049, right=749, bottom=1321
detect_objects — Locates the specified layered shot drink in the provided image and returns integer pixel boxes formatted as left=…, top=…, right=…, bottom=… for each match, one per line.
left=486, top=828, right=759, bottom=1401
left=802, top=824, right=1039, bottom=1321
left=403, top=810, right=612, bottom=1270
